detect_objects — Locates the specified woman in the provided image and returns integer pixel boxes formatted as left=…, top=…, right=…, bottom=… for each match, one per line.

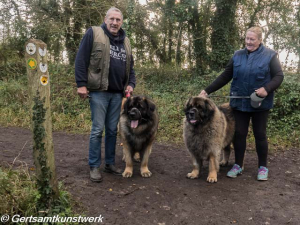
left=199, top=27, right=284, bottom=181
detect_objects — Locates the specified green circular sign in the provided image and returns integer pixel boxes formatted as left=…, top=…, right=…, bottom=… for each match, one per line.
left=27, top=58, right=37, bottom=70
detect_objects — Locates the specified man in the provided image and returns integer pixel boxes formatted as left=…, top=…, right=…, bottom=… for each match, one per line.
left=75, top=7, right=136, bottom=182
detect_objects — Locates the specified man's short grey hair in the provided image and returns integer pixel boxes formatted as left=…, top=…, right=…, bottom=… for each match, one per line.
left=106, top=7, right=123, bottom=20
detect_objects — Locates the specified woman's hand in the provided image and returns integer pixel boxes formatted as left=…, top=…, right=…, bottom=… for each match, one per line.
left=198, top=90, right=208, bottom=97
left=255, top=87, right=268, bottom=97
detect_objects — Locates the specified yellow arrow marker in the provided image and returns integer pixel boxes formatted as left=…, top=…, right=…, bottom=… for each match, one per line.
left=27, top=58, right=37, bottom=70
left=40, top=75, right=49, bottom=86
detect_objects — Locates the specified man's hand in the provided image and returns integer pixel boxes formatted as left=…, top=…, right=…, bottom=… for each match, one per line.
left=255, top=87, right=268, bottom=98
left=77, top=86, right=89, bottom=99
left=198, top=90, right=208, bottom=97
left=126, top=85, right=133, bottom=95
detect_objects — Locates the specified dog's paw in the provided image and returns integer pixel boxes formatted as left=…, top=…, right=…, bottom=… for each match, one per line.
left=122, top=170, right=133, bottom=178
left=219, top=160, right=228, bottom=167
left=141, top=169, right=152, bottom=178
left=141, top=171, right=152, bottom=178
left=186, top=172, right=199, bottom=179
left=207, top=176, right=217, bottom=183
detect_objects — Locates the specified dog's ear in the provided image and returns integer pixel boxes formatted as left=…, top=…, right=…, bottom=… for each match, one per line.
left=204, top=99, right=215, bottom=117
left=146, top=98, right=156, bottom=111
left=184, top=97, right=192, bottom=113
left=204, top=99, right=215, bottom=111
left=123, top=97, right=131, bottom=115
left=144, top=98, right=156, bottom=118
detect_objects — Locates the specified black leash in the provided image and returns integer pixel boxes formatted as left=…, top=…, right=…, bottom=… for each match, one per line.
left=208, top=95, right=250, bottom=99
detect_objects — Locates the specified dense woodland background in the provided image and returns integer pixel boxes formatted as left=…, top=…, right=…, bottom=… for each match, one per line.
left=0, top=0, right=299, bottom=147
left=0, top=0, right=299, bottom=72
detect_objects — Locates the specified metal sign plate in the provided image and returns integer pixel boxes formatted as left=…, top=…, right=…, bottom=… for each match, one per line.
left=27, top=58, right=37, bottom=70
left=40, top=75, right=49, bottom=86
left=26, top=43, right=36, bottom=55
left=39, top=63, right=48, bottom=73
left=39, top=47, right=47, bottom=57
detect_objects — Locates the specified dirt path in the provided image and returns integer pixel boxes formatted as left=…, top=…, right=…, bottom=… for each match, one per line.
left=0, top=126, right=299, bottom=225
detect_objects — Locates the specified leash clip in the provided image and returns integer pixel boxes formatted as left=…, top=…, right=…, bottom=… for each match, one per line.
left=125, top=90, right=131, bottom=98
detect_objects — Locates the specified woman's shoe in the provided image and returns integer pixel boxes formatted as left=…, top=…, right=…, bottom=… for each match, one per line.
left=257, top=166, right=269, bottom=181
left=227, top=164, right=243, bottom=178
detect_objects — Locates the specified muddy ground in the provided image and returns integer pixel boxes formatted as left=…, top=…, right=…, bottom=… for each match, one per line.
left=0, top=126, right=300, bottom=225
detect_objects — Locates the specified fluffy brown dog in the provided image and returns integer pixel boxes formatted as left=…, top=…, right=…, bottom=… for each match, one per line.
left=119, top=96, right=159, bottom=178
left=183, top=96, right=235, bottom=183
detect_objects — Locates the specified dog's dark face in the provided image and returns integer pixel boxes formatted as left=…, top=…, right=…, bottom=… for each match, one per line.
left=124, top=96, right=156, bottom=128
left=184, top=97, right=215, bottom=126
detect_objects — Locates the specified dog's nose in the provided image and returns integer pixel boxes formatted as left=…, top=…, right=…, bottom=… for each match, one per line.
left=189, top=111, right=195, bottom=117
left=129, top=111, right=136, bottom=117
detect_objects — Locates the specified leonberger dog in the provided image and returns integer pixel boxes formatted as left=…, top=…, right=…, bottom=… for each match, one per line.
left=119, top=96, right=159, bottom=178
left=183, top=96, right=235, bottom=183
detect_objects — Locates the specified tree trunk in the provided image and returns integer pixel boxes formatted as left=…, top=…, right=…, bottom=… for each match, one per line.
left=176, top=22, right=183, bottom=66
left=248, top=0, right=263, bottom=28
left=210, top=0, right=238, bottom=71
left=64, top=0, right=85, bottom=65
left=25, top=39, right=59, bottom=206
left=188, top=0, right=207, bottom=74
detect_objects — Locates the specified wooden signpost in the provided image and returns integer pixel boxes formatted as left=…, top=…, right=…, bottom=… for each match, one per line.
left=25, top=39, right=58, bottom=202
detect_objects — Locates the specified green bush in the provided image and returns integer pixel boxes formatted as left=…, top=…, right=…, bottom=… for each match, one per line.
left=0, top=166, right=37, bottom=217
left=0, top=64, right=298, bottom=148
left=0, top=64, right=91, bottom=133
left=0, top=166, right=85, bottom=224
left=135, top=66, right=299, bottom=147
left=268, top=75, right=300, bottom=145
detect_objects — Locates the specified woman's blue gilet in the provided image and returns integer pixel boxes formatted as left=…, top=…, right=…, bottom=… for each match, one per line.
left=230, top=44, right=276, bottom=112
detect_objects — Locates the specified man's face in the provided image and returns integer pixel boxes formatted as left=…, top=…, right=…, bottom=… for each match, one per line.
left=245, top=31, right=261, bottom=52
left=105, top=11, right=123, bottom=36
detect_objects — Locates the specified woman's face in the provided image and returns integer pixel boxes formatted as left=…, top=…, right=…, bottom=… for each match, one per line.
left=245, top=31, right=261, bottom=52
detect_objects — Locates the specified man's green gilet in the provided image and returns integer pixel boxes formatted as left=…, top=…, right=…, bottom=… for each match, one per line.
left=87, top=26, right=131, bottom=93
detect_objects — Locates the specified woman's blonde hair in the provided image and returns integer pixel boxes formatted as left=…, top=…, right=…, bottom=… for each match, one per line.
left=247, top=26, right=263, bottom=41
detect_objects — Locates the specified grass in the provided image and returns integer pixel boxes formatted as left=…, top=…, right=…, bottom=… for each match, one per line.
left=0, top=64, right=299, bottom=149
left=0, top=165, right=86, bottom=224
